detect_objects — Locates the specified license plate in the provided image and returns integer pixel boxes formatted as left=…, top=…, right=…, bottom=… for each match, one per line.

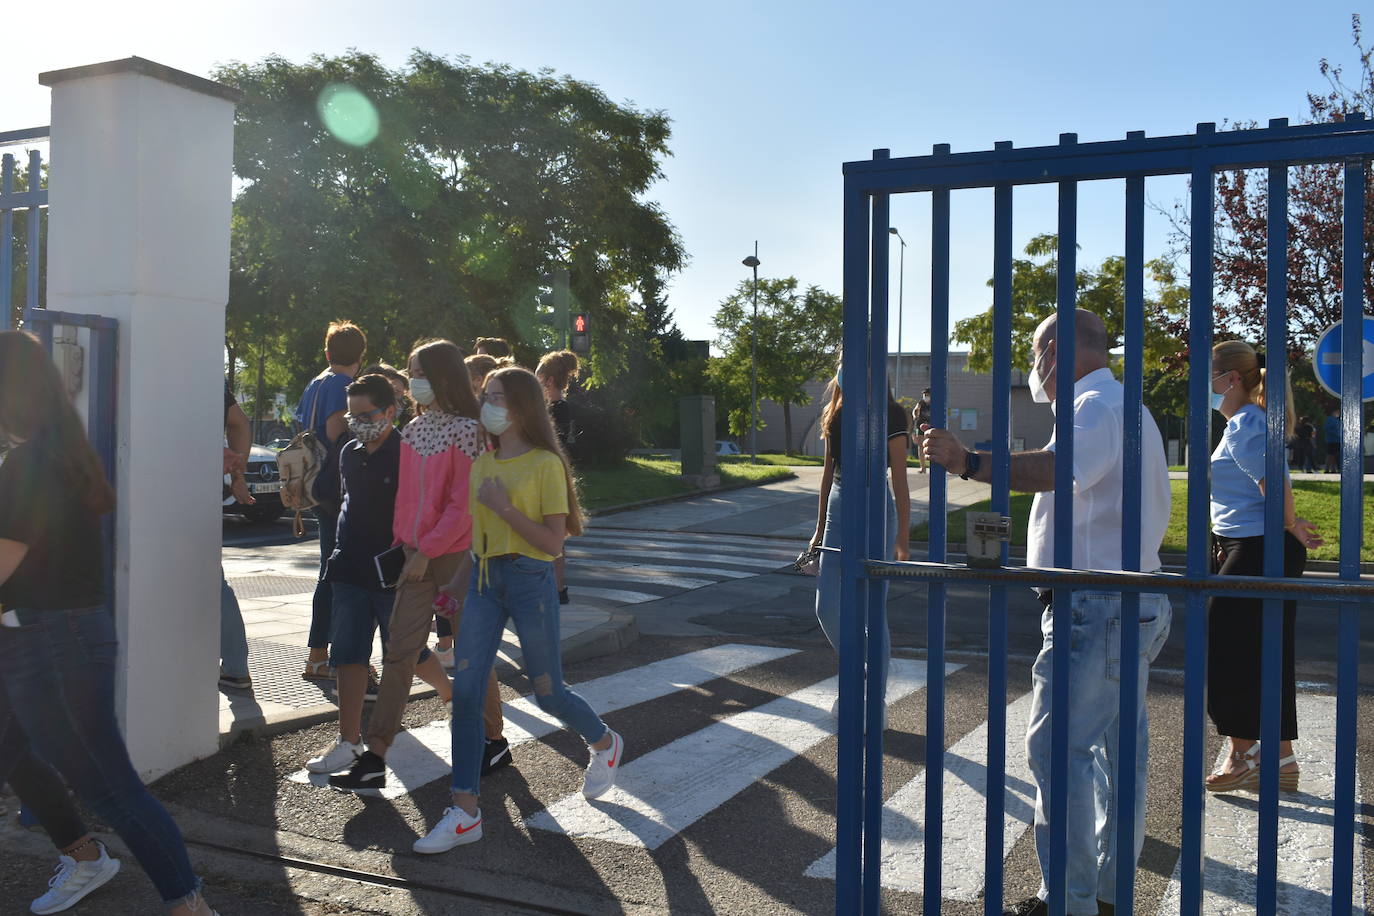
left=250, top=482, right=281, bottom=495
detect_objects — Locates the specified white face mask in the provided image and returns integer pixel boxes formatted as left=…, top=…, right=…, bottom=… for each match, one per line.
left=1028, top=348, right=1055, bottom=404
left=481, top=402, right=512, bottom=436
left=409, top=378, right=436, bottom=406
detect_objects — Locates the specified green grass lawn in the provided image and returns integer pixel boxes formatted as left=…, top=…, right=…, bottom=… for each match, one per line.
left=719, top=452, right=824, bottom=467
left=576, top=457, right=794, bottom=511
left=911, top=479, right=1374, bottom=562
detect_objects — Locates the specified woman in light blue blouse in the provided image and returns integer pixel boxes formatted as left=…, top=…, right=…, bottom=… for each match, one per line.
left=1205, top=340, right=1322, bottom=794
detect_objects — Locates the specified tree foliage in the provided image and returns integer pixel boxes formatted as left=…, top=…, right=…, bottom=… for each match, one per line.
left=215, top=51, right=685, bottom=397
left=709, top=277, right=843, bottom=452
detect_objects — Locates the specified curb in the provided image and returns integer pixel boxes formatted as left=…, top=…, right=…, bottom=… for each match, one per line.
left=217, top=610, right=641, bottom=749
left=588, top=471, right=799, bottom=518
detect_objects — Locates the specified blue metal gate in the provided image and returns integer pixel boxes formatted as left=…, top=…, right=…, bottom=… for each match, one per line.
left=836, top=119, right=1372, bottom=915
left=0, top=126, right=47, bottom=329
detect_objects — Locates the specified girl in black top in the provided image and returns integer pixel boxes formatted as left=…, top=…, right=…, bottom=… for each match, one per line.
left=537, top=349, right=580, bottom=604
left=0, top=330, right=220, bottom=915
left=808, top=364, right=912, bottom=717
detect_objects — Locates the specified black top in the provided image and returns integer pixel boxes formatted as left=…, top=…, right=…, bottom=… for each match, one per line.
left=224, top=382, right=236, bottom=424
left=325, top=432, right=401, bottom=590
left=0, top=441, right=105, bottom=609
left=549, top=398, right=573, bottom=446
left=826, top=402, right=910, bottom=475
left=912, top=399, right=932, bottom=428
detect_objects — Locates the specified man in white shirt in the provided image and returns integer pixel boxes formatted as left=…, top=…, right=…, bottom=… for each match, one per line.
left=923, top=308, right=1171, bottom=916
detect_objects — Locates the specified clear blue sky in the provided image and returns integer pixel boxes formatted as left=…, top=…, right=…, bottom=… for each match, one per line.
left=3, top=0, right=1364, bottom=353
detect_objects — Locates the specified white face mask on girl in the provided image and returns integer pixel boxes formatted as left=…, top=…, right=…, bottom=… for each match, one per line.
left=409, top=378, right=436, bottom=406
left=481, top=402, right=513, bottom=436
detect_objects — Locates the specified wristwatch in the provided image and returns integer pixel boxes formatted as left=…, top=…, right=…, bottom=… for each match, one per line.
left=960, top=450, right=981, bottom=481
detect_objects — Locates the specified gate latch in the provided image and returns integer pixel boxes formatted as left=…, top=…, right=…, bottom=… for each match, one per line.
left=966, top=512, right=1011, bottom=568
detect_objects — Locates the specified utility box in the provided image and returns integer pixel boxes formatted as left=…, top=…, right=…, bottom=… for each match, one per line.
left=680, top=395, right=719, bottom=488
left=966, top=511, right=1011, bottom=569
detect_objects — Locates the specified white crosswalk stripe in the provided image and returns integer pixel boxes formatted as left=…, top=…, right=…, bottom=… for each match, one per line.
left=570, top=558, right=756, bottom=579
left=524, top=659, right=962, bottom=850
left=566, top=546, right=784, bottom=570
left=289, top=644, right=798, bottom=797
left=805, top=690, right=1037, bottom=898
left=1157, top=694, right=1368, bottom=915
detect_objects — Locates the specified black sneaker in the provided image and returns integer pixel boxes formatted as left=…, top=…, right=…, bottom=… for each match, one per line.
left=558, top=588, right=570, bottom=605
left=329, top=750, right=386, bottom=791
left=481, top=737, right=512, bottom=776
left=1004, top=897, right=1046, bottom=916
left=218, top=671, right=252, bottom=690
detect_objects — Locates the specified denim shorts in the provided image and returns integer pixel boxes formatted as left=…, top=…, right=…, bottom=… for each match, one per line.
left=329, top=583, right=394, bottom=667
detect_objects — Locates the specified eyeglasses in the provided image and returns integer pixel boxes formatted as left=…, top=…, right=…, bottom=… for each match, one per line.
left=481, top=391, right=507, bottom=405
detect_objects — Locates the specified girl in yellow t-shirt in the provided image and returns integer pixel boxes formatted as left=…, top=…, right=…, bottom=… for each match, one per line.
left=413, top=367, right=623, bottom=854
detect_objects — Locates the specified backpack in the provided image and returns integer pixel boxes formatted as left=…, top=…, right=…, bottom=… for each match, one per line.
left=278, top=377, right=329, bottom=537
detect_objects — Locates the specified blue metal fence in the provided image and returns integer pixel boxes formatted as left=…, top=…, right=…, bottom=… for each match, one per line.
left=836, top=118, right=1371, bottom=915
left=0, top=126, right=49, bottom=330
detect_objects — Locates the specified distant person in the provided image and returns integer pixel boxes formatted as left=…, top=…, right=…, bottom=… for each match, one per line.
left=1293, top=415, right=1316, bottom=473
left=414, top=367, right=617, bottom=853
left=808, top=362, right=911, bottom=719
left=0, top=330, right=221, bottom=916
left=465, top=353, right=499, bottom=392
left=219, top=385, right=253, bottom=690
left=330, top=341, right=507, bottom=791
left=295, top=320, right=367, bottom=682
left=911, top=387, right=932, bottom=473
left=923, top=309, right=1171, bottom=916
left=305, top=375, right=452, bottom=775
left=363, top=362, right=412, bottom=428
left=1323, top=406, right=1341, bottom=472
left=1203, top=341, right=1321, bottom=795
left=473, top=337, right=511, bottom=359
left=537, top=349, right=580, bottom=605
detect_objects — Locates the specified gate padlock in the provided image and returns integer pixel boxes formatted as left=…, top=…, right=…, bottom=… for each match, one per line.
left=966, top=511, right=1011, bottom=569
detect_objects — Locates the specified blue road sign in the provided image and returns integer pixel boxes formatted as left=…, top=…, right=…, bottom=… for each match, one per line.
left=1312, top=316, right=1374, bottom=402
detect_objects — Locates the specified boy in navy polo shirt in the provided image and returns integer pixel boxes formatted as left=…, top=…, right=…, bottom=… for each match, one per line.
left=306, top=374, right=451, bottom=775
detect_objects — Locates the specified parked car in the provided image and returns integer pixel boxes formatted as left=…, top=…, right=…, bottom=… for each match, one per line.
left=716, top=440, right=742, bottom=457
left=266, top=438, right=292, bottom=452
left=224, top=444, right=285, bottom=524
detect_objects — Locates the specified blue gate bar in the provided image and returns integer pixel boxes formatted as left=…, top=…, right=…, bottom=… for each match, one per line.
left=1, top=153, right=13, bottom=329
left=862, top=174, right=891, bottom=915
left=982, top=157, right=1014, bottom=916
left=1180, top=137, right=1216, bottom=916
left=1047, top=136, right=1078, bottom=916
left=26, top=149, right=41, bottom=311
left=1116, top=159, right=1147, bottom=916
left=925, top=154, right=951, bottom=916
left=1256, top=137, right=1291, bottom=915
left=836, top=180, right=872, bottom=916
left=1332, top=152, right=1366, bottom=916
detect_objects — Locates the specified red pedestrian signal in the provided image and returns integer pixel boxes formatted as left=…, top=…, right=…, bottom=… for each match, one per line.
left=574, top=313, right=588, bottom=333
left=571, top=312, right=590, bottom=354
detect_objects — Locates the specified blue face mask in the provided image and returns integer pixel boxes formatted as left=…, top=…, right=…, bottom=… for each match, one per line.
left=1210, top=376, right=1233, bottom=413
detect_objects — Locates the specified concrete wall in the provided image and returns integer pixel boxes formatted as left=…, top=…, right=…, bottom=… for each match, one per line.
left=42, top=58, right=238, bottom=779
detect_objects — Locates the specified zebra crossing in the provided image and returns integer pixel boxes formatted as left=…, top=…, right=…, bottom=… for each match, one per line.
left=561, top=528, right=799, bottom=604
left=288, top=642, right=1366, bottom=912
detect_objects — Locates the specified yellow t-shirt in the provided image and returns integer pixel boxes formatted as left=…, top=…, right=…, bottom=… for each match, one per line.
left=470, top=447, right=570, bottom=562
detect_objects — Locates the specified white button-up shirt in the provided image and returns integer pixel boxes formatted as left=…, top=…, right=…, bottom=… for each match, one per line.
left=1026, top=367, right=1170, bottom=575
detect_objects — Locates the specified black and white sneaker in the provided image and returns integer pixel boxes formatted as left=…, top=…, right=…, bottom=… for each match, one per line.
left=481, top=737, right=512, bottom=776
left=328, top=750, right=386, bottom=791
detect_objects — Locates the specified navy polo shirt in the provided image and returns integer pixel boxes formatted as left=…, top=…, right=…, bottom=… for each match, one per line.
left=325, top=431, right=400, bottom=590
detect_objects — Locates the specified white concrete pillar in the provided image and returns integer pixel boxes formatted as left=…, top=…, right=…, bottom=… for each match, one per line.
left=40, top=57, right=238, bottom=779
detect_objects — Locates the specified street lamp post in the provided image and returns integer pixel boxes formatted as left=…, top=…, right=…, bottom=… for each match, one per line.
left=888, top=227, right=906, bottom=399
left=742, top=243, right=761, bottom=463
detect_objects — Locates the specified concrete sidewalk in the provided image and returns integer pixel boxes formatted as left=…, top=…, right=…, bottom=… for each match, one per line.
left=219, top=541, right=637, bottom=746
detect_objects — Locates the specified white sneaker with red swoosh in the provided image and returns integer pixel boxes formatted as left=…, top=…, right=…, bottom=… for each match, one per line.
left=582, top=729, right=624, bottom=799
left=412, top=806, right=483, bottom=853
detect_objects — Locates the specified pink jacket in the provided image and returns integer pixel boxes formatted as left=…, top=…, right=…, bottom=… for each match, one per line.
left=393, top=410, right=482, bottom=558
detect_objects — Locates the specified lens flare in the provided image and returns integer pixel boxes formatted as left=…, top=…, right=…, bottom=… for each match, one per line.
left=317, top=83, right=380, bottom=147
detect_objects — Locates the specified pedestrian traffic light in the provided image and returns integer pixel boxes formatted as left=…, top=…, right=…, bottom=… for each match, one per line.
left=571, top=312, right=590, bottom=354
left=536, top=267, right=572, bottom=347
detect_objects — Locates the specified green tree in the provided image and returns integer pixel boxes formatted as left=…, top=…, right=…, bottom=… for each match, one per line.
left=215, top=51, right=685, bottom=399
left=709, top=277, right=843, bottom=453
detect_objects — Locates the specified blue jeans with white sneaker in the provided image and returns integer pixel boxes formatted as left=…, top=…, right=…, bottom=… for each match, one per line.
left=450, top=555, right=606, bottom=795
left=1026, top=590, right=1171, bottom=914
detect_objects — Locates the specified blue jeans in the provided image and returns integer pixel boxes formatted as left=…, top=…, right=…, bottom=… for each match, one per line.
left=220, top=566, right=249, bottom=678
left=1026, top=591, right=1172, bottom=914
left=309, top=504, right=339, bottom=649
left=815, top=481, right=897, bottom=694
left=451, top=555, right=606, bottom=795
left=0, top=607, right=202, bottom=905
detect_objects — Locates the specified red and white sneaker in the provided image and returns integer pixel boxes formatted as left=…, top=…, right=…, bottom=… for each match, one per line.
left=582, top=729, right=624, bottom=799
left=412, top=806, right=482, bottom=853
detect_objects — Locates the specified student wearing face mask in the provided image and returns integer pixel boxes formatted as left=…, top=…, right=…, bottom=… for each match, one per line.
left=1203, top=340, right=1321, bottom=795
left=331, top=342, right=508, bottom=791
left=305, top=374, right=451, bottom=775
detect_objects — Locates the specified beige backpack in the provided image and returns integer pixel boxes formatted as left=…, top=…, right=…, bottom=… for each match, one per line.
left=277, top=379, right=328, bottom=536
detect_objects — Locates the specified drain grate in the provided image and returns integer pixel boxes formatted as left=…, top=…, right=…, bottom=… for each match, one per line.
left=227, top=575, right=318, bottom=599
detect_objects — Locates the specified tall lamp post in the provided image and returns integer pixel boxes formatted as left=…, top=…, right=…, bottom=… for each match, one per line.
left=742, top=243, right=761, bottom=463
left=888, top=227, right=906, bottom=399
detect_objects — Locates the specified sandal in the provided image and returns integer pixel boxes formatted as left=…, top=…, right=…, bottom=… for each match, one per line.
left=302, top=659, right=336, bottom=682
left=1206, top=743, right=1300, bottom=794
